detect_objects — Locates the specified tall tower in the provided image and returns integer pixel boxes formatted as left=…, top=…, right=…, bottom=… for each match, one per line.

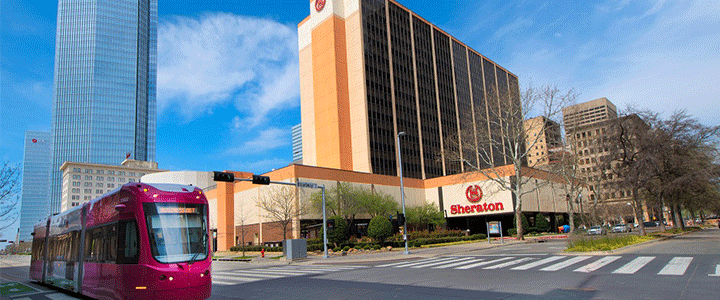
left=48, top=0, right=157, bottom=214
left=298, top=0, right=520, bottom=180
left=18, top=131, right=51, bottom=241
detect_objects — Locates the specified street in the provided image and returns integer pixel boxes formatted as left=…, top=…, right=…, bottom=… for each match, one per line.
left=2, top=228, right=719, bottom=300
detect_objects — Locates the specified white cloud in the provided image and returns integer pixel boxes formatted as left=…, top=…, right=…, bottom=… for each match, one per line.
left=225, top=124, right=290, bottom=155
left=498, top=0, right=719, bottom=125
left=157, top=13, right=299, bottom=126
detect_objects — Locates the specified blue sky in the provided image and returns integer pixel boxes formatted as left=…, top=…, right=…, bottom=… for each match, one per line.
left=1, top=0, right=719, bottom=241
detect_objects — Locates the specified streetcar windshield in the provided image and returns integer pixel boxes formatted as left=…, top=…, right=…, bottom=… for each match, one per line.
left=144, top=202, right=208, bottom=264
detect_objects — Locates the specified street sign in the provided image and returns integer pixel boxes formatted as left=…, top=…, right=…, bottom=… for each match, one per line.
left=297, top=182, right=318, bottom=189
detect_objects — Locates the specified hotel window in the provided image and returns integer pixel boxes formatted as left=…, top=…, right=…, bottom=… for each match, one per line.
left=73, top=181, right=81, bottom=187
left=107, top=170, right=115, bottom=175
left=96, top=176, right=104, bottom=181
left=129, top=172, right=135, bottom=177
left=96, top=189, right=103, bottom=194
left=95, top=183, right=103, bottom=187
left=108, top=177, right=115, bottom=182
left=84, top=189, right=92, bottom=193
left=85, top=175, right=92, bottom=180
left=85, top=169, right=93, bottom=174
left=97, top=170, right=104, bottom=174
left=73, top=168, right=81, bottom=172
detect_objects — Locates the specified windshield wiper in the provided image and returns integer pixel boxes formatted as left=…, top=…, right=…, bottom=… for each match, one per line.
left=188, top=252, right=201, bottom=265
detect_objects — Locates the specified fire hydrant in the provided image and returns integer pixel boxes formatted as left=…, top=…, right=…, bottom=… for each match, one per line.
left=261, top=248, right=265, bottom=258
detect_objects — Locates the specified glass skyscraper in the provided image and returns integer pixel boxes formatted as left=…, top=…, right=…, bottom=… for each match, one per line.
left=49, top=0, right=157, bottom=214
left=18, top=131, right=51, bottom=241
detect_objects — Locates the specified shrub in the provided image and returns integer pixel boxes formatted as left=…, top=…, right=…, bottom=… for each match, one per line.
left=342, top=246, right=350, bottom=251
left=332, top=247, right=342, bottom=252
left=328, top=216, right=349, bottom=247
left=535, top=213, right=550, bottom=232
left=368, top=215, right=394, bottom=243
left=513, top=213, right=530, bottom=230
left=373, top=244, right=381, bottom=250
left=508, top=228, right=517, bottom=236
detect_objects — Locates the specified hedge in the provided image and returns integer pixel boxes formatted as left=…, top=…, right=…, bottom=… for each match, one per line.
left=230, top=245, right=283, bottom=252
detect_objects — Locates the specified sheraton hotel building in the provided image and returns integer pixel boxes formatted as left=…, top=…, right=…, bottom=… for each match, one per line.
left=200, top=0, right=582, bottom=251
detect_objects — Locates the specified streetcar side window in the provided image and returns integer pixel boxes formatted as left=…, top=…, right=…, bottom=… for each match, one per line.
left=118, top=220, right=139, bottom=264
left=31, top=238, right=44, bottom=261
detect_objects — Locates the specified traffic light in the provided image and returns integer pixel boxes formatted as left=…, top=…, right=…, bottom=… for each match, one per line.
left=327, top=218, right=335, bottom=229
left=397, top=213, right=405, bottom=224
left=252, top=175, right=270, bottom=185
left=213, top=171, right=235, bottom=182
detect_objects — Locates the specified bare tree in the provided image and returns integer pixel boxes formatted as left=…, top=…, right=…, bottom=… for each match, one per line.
left=257, top=186, right=308, bottom=242
left=235, top=196, right=250, bottom=257
left=447, top=85, right=577, bottom=240
left=0, top=161, right=21, bottom=237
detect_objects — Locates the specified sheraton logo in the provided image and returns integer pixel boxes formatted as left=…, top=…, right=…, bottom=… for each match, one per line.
left=315, top=0, right=326, bottom=12
left=450, top=184, right=505, bottom=215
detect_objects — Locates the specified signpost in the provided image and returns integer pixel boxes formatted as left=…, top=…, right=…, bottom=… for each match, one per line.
left=486, top=221, right=503, bottom=244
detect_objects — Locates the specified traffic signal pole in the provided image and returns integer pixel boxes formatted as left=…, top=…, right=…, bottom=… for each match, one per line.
left=213, top=172, right=329, bottom=258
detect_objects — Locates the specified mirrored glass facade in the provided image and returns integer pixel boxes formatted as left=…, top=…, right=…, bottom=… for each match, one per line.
left=19, top=132, right=52, bottom=241
left=49, top=0, right=157, bottom=214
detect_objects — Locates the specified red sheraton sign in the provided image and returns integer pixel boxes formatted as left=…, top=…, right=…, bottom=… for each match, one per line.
left=450, top=202, right=505, bottom=215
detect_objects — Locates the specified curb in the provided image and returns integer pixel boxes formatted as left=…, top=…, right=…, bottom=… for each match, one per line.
left=563, top=228, right=702, bottom=255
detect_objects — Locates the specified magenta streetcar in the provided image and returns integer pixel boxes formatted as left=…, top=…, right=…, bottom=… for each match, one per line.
left=30, top=182, right=212, bottom=300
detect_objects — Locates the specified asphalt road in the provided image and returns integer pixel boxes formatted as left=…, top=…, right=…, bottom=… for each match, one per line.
left=3, top=228, right=719, bottom=300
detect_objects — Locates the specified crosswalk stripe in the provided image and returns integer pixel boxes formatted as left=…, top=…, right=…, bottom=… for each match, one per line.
left=213, top=278, right=260, bottom=285
left=393, top=257, right=459, bottom=268
left=484, top=257, right=534, bottom=270
left=574, top=256, right=621, bottom=273
left=658, top=257, right=693, bottom=275
left=220, top=271, right=285, bottom=278
left=261, top=269, right=324, bottom=275
left=433, top=258, right=485, bottom=269
left=213, top=275, right=259, bottom=282
left=612, top=256, right=655, bottom=274
left=540, top=256, right=592, bottom=271
left=455, top=257, right=515, bottom=270
left=376, top=258, right=436, bottom=268
left=410, top=257, right=475, bottom=268
left=512, top=256, right=565, bottom=270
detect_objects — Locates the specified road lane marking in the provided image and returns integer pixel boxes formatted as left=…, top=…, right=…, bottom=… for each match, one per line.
left=392, top=257, right=459, bottom=268
left=612, top=256, right=655, bottom=274
left=219, top=271, right=285, bottom=278
left=512, top=256, right=565, bottom=270
left=483, top=257, right=534, bottom=269
left=658, top=257, right=693, bottom=275
left=574, top=256, right=621, bottom=273
left=709, top=264, right=720, bottom=277
left=433, top=258, right=485, bottom=269
left=411, top=257, right=475, bottom=268
left=375, top=258, right=437, bottom=268
left=540, top=256, right=592, bottom=271
left=455, top=257, right=515, bottom=270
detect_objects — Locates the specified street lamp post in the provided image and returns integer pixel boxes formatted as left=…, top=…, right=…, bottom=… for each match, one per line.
left=396, top=131, right=409, bottom=255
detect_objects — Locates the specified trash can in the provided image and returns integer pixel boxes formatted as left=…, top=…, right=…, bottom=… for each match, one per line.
left=563, top=225, right=570, bottom=233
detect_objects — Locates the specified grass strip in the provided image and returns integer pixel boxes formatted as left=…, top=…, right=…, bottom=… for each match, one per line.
left=565, top=235, right=656, bottom=252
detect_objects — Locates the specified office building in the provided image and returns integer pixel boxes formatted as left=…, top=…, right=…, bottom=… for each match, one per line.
left=298, top=0, right=521, bottom=180
left=524, top=116, right=562, bottom=167
left=59, top=159, right=163, bottom=212
left=292, top=124, right=303, bottom=163
left=201, top=0, right=583, bottom=252
left=18, top=131, right=51, bottom=241
left=48, top=0, right=157, bottom=214
left=562, top=97, right=617, bottom=131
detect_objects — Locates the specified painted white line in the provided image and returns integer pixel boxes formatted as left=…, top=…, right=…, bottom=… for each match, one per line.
left=512, top=256, right=565, bottom=270
left=212, top=275, right=259, bottom=282
left=212, top=278, right=260, bottom=285
left=220, top=271, right=285, bottom=278
left=658, top=257, right=693, bottom=275
left=46, top=293, right=80, bottom=300
left=259, top=269, right=323, bottom=275
left=709, top=264, right=720, bottom=277
left=574, top=256, right=621, bottom=273
left=392, top=257, right=459, bottom=268
left=433, top=258, right=485, bottom=269
left=612, top=256, right=655, bottom=274
left=376, top=258, right=436, bottom=268
left=540, top=256, right=592, bottom=271
left=411, top=257, right=475, bottom=268
left=455, top=257, right=515, bottom=270
left=484, top=257, right=534, bottom=270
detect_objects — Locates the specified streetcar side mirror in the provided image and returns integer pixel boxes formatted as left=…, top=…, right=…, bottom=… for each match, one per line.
left=114, top=204, right=127, bottom=212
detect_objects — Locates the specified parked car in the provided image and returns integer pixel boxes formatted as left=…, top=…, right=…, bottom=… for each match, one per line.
left=643, top=221, right=658, bottom=228
left=587, top=226, right=607, bottom=235
left=611, top=224, right=631, bottom=233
